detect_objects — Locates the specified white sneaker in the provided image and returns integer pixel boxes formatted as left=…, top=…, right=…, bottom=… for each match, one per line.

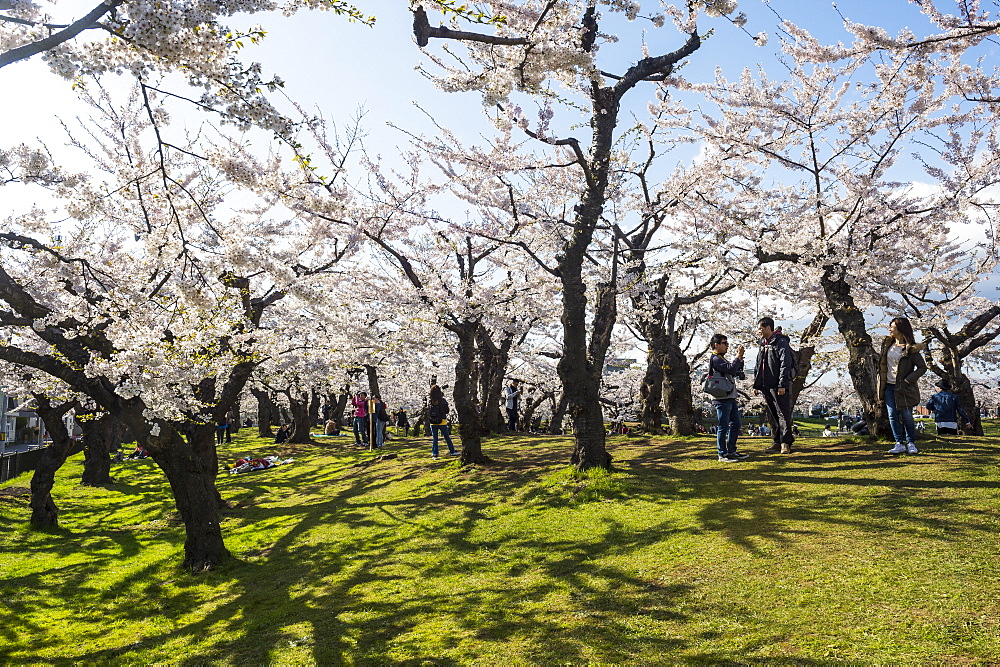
left=886, top=444, right=907, bottom=455
left=907, top=443, right=918, bottom=455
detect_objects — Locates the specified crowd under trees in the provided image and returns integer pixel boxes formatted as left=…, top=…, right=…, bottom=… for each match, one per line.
left=2, top=1, right=1000, bottom=570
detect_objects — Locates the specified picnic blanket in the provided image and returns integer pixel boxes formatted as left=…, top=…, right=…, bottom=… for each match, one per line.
left=228, top=455, right=294, bottom=474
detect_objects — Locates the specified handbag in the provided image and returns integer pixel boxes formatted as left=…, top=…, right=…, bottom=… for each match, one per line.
left=702, top=356, right=735, bottom=399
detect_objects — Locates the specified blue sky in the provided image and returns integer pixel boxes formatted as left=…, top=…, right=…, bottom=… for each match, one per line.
left=2, top=2, right=968, bottom=181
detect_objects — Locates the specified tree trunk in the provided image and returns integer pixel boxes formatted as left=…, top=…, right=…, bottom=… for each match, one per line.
left=954, top=374, right=983, bottom=435
left=548, top=391, right=568, bottom=434
left=308, top=388, right=321, bottom=428
left=661, top=337, right=695, bottom=436
left=365, top=364, right=382, bottom=398
left=287, top=390, right=312, bottom=444
left=821, top=270, right=889, bottom=438
left=80, top=413, right=121, bottom=486
left=559, top=272, right=613, bottom=469
left=146, top=426, right=229, bottom=572
left=452, top=323, right=492, bottom=465
left=638, top=336, right=666, bottom=434
left=251, top=387, right=275, bottom=438
left=790, top=311, right=828, bottom=414
left=476, top=326, right=510, bottom=434
left=520, top=391, right=551, bottom=433
left=334, top=390, right=350, bottom=431
left=790, top=346, right=815, bottom=414
left=935, top=345, right=984, bottom=436
left=28, top=396, right=77, bottom=529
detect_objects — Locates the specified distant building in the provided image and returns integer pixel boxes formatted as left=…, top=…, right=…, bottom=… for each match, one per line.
left=604, top=358, right=638, bottom=374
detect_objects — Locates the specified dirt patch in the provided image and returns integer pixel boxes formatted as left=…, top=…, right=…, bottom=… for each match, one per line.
left=0, top=486, right=29, bottom=497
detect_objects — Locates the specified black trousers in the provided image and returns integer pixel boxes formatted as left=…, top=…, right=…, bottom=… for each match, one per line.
left=507, top=408, right=519, bottom=431
left=762, top=388, right=794, bottom=445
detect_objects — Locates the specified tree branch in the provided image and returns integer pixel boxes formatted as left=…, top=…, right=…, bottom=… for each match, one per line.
left=0, top=0, right=125, bottom=68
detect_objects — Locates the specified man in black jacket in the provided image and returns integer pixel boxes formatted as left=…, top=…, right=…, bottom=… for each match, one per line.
left=753, top=317, right=797, bottom=453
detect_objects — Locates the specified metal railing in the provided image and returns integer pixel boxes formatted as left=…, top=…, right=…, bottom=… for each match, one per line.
left=0, top=445, right=48, bottom=483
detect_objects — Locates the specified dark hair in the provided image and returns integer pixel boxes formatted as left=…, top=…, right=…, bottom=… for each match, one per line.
left=890, top=317, right=916, bottom=345
left=429, top=384, right=444, bottom=405
left=709, top=333, right=729, bottom=349
left=758, top=316, right=775, bottom=330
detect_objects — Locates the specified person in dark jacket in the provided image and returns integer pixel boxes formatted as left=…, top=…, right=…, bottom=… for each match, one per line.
left=878, top=316, right=928, bottom=454
left=752, top=317, right=797, bottom=453
left=925, top=379, right=970, bottom=436
left=708, top=333, right=749, bottom=462
left=428, top=385, right=457, bottom=459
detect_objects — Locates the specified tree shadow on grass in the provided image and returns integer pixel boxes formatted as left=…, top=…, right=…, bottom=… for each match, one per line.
left=6, top=433, right=1000, bottom=663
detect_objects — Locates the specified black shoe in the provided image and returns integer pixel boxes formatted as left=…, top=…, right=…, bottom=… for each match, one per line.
left=731, top=451, right=750, bottom=460
left=718, top=453, right=741, bottom=462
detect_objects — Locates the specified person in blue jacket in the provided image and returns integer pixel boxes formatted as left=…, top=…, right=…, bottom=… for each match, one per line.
left=925, top=380, right=971, bottom=436
left=709, top=333, right=749, bottom=462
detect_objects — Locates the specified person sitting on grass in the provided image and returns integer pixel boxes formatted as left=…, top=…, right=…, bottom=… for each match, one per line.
left=925, top=380, right=971, bottom=436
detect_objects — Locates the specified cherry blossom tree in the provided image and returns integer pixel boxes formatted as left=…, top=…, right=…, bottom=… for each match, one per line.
left=411, top=0, right=745, bottom=468
left=0, top=80, right=363, bottom=569
left=675, top=36, right=1000, bottom=437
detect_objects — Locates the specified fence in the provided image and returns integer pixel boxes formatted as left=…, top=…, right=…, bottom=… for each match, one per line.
left=0, top=446, right=48, bottom=484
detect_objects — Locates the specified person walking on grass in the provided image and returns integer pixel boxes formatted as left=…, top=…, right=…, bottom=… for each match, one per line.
left=878, top=317, right=927, bottom=455
left=753, top=317, right=797, bottom=454
left=427, top=384, right=458, bottom=460
left=709, top=333, right=750, bottom=462
left=925, top=379, right=969, bottom=436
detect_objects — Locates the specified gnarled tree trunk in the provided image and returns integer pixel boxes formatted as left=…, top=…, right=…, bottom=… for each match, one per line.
left=251, top=387, right=275, bottom=438
left=476, top=325, right=512, bottom=434
left=452, top=322, right=491, bottom=465
left=286, top=390, right=312, bottom=444
left=520, top=390, right=551, bottom=433
left=638, top=336, right=666, bottom=434
left=662, top=338, right=695, bottom=436
left=80, top=412, right=122, bottom=486
left=822, top=270, right=889, bottom=438
left=147, top=425, right=229, bottom=572
left=548, top=391, right=568, bottom=435
left=29, top=396, right=78, bottom=529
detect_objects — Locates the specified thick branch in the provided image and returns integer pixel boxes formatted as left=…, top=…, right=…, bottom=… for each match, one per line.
left=0, top=0, right=125, bottom=68
left=413, top=6, right=528, bottom=47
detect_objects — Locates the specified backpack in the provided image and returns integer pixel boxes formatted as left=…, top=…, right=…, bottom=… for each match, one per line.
left=428, top=402, right=445, bottom=424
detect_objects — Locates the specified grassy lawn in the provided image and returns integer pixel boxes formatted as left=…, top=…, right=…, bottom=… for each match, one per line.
left=2, top=425, right=999, bottom=664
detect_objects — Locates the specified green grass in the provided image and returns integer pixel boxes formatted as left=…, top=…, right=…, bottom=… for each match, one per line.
left=2, top=426, right=1000, bottom=664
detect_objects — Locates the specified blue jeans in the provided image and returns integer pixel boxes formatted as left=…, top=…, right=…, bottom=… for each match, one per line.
left=886, top=383, right=917, bottom=445
left=715, top=400, right=741, bottom=456
left=353, top=416, right=368, bottom=445
left=431, top=423, right=455, bottom=457
left=375, top=420, right=386, bottom=448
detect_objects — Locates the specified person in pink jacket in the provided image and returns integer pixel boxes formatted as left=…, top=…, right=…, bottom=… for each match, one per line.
left=351, top=391, right=369, bottom=446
